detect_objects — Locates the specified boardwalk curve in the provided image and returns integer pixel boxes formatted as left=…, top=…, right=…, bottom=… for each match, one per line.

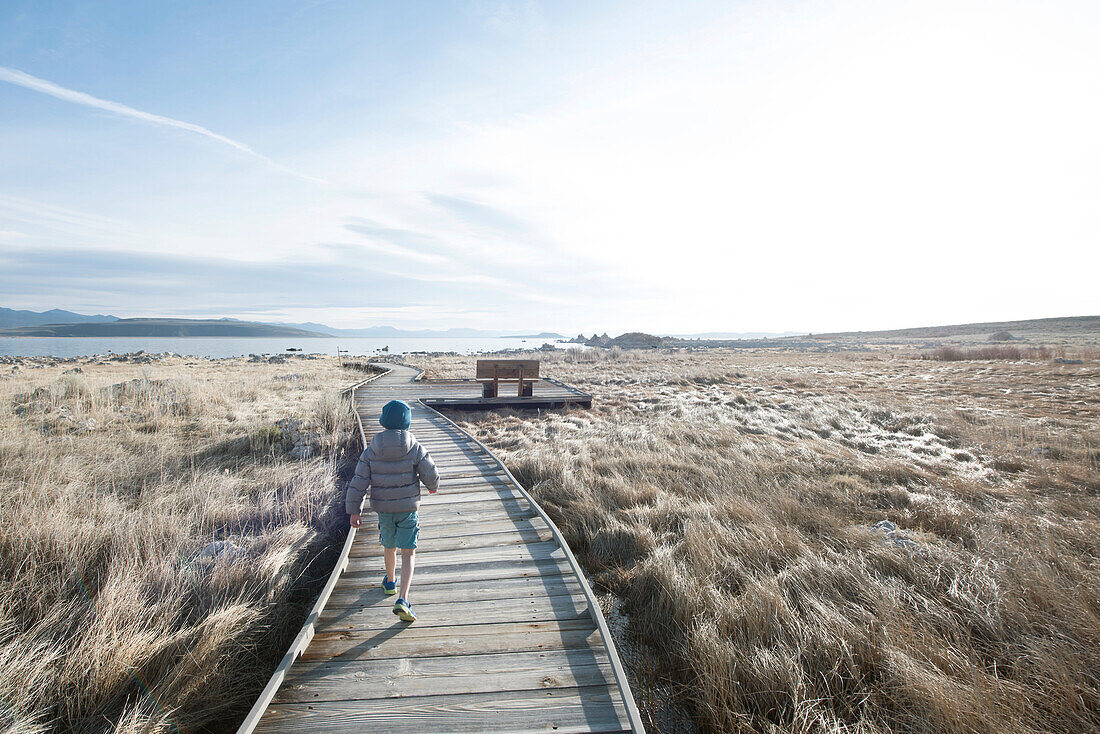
left=238, top=363, right=643, bottom=733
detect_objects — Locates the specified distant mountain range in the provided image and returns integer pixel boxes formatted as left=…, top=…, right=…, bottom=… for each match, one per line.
left=0, top=318, right=327, bottom=338
left=0, top=307, right=119, bottom=328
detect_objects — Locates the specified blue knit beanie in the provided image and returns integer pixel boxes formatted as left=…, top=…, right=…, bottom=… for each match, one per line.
left=379, top=400, right=411, bottom=430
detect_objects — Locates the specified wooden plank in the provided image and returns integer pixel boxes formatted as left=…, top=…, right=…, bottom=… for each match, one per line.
left=408, top=443, right=491, bottom=454
left=350, top=525, right=554, bottom=556
left=416, top=496, right=536, bottom=517
left=421, top=397, right=592, bottom=411
left=427, top=454, right=501, bottom=466
left=414, top=507, right=540, bottom=526
left=426, top=452, right=498, bottom=464
left=355, top=507, right=539, bottom=528
left=416, top=391, right=584, bottom=402
left=344, top=556, right=572, bottom=584
left=255, top=686, right=628, bottom=734
left=432, top=473, right=507, bottom=485
left=326, top=572, right=585, bottom=607
left=317, top=591, right=591, bottom=630
left=301, top=618, right=600, bottom=662
left=415, top=515, right=549, bottom=538
left=427, top=445, right=496, bottom=457
left=416, top=517, right=549, bottom=539
left=431, top=458, right=505, bottom=470
left=419, top=491, right=531, bottom=508
left=415, top=489, right=532, bottom=507
left=421, top=436, right=483, bottom=443
left=420, top=475, right=515, bottom=492
left=353, top=538, right=561, bottom=565
left=426, top=463, right=505, bottom=477
left=427, top=482, right=524, bottom=498
left=350, top=497, right=536, bottom=525
left=272, top=648, right=614, bottom=702
left=412, top=509, right=539, bottom=530
left=344, top=555, right=574, bottom=587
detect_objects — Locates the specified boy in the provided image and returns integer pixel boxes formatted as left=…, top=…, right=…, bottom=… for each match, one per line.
left=346, top=399, right=439, bottom=622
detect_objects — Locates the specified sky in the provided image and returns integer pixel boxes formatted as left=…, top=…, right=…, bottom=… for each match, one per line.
left=1, top=0, right=1098, bottom=334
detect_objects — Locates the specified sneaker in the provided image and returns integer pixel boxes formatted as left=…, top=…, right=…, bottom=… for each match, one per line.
left=393, top=598, right=416, bottom=622
left=381, top=575, right=397, bottom=595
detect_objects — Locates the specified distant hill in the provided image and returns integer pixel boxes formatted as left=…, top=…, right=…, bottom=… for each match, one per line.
left=0, top=318, right=328, bottom=338
left=0, top=307, right=118, bottom=328
left=811, top=315, right=1100, bottom=341
left=609, top=332, right=666, bottom=348
left=664, top=330, right=805, bottom=339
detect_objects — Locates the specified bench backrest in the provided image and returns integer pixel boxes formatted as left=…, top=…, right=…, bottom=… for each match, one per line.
left=476, top=359, right=540, bottom=380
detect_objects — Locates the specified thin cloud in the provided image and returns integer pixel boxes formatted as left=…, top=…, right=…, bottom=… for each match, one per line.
left=0, top=66, right=327, bottom=185
left=377, top=269, right=508, bottom=286
left=338, top=220, right=452, bottom=264
left=426, top=193, right=534, bottom=237
left=0, top=193, right=138, bottom=241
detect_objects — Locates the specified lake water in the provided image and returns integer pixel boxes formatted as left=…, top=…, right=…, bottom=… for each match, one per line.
left=0, top=336, right=572, bottom=359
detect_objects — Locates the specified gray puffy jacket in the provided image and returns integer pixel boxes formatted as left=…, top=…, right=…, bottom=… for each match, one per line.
left=345, top=429, right=439, bottom=515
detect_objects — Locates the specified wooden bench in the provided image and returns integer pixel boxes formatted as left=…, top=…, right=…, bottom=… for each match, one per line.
left=476, top=359, right=539, bottom=398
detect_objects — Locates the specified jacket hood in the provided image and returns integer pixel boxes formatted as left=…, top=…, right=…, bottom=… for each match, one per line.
left=371, top=429, right=416, bottom=459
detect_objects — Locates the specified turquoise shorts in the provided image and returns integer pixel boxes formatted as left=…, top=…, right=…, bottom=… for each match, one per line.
left=377, top=511, right=419, bottom=549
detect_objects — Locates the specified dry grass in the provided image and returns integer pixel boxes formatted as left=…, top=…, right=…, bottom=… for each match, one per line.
left=0, top=355, right=358, bottom=733
left=922, top=346, right=1051, bottom=361
left=416, top=348, right=1100, bottom=734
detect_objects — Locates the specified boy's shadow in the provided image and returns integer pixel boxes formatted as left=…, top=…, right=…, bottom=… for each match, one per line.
left=328, top=623, right=408, bottom=666
left=319, top=593, right=411, bottom=669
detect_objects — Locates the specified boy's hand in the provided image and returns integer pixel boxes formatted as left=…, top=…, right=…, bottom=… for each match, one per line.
left=349, top=514, right=362, bottom=528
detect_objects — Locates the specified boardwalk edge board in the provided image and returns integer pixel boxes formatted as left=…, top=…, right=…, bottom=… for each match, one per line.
left=236, top=363, right=645, bottom=734
left=235, top=366, right=391, bottom=734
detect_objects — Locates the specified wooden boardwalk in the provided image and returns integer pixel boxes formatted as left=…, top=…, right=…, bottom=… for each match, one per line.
left=240, top=364, right=643, bottom=733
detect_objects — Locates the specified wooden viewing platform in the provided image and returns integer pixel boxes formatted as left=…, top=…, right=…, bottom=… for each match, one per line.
left=420, top=379, right=593, bottom=411
left=239, top=363, right=642, bottom=733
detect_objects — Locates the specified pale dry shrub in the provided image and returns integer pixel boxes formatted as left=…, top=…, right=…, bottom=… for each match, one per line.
left=429, top=348, right=1100, bottom=734
left=565, top=346, right=602, bottom=363
left=0, top=356, right=358, bottom=732
left=309, top=390, right=353, bottom=436
left=922, top=346, right=1052, bottom=361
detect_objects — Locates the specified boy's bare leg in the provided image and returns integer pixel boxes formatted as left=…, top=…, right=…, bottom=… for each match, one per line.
left=384, top=547, right=397, bottom=584
left=399, top=548, right=416, bottom=600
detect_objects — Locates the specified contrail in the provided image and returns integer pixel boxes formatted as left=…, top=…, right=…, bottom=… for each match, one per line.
left=0, top=66, right=327, bottom=185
